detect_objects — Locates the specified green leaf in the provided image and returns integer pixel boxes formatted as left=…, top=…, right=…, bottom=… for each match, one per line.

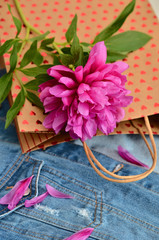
left=9, top=42, right=18, bottom=72
left=0, top=39, right=15, bottom=56
left=33, top=51, right=43, bottom=66
left=40, top=37, right=55, bottom=48
left=60, top=54, right=74, bottom=66
left=80, top=42, right=91, bottom=53
left=65, top=14, right=77, bottom=43
left=7, top=4, right=22, bottom=37
left=105, top=30, right=152, bottom=52
left=75, top=46, right=84, bottom=67
left=0, top=72, right=13, bottom=104
left=7, top=4, right=12, bottom=12
left=93, top=0, right=136, bottom=43
left=26, top=90, right=44, bottom=109
left=13, top=16, right=22, bottom=37
left=16, top=42, right=23, bottom=52
left=106, top=50, right=127, bottom=63
left=20, top=40, right=38, bottom=68
left=53, top=54, right=62, bottom=65
left=19, top=64, right=53, bottom=77
left=61, top=47, right=71, bottom=54
left=24, top=74, right=53, bottom=91
left=71, top=34, right=81, bottom=60
left=30, top=31, right=50, bottom=42
left=5, top=88, right=25, bottom=129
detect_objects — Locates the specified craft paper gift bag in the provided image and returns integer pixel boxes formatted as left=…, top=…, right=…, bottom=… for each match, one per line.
left=0, top=0, right=159, bottom=181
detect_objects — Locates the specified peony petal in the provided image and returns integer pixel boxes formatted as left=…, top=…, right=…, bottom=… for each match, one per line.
left=62, top=96, right=74, bottom=106
left=43, top=96, right=61, bottom=113
left=77, top=83, right=91, bottom=95
left=85, top=71, right=100, bottom=84
left=46, top=184, right=74, bottom=198
left=84, top=119, right=97, bottom=140
left=25, top=192, right=49, bottom=208
left=47, top=65, right=73, bottom=80
left=52, top=109, right=67, bottom=133
left=84, top=41, right=107, bottom=73
left=39, top=87, right=52, bottom=102
left=83, top=54, right=95, bottom=75
left=111, top=61, right=129, bottom=73
left=59, top=77, right=76, bottom=88
left=49, top=85, right=67, bottom=96
left=0, top=176, right=34, bottom=210
left=38, top=79, right=55, bottom=92
left=78, top=102, right=89, bottom=116
left=50, top=85, right=76, bottom=97
left=63, top=228, right=94, bottom=240
left=75, top=66, right=84, bottom=83
left=73, top=125, right=83, bottom=138
left=118, top=146, right=149, bottom=169
left=78, top=92, right=94, bottom=104
left=43, top=111, right=56, bottom=129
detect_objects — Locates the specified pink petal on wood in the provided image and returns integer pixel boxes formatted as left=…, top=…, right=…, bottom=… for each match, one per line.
left=46, top=184, right=74, bottom=198
left=118, top=145, right=149, bottom=169
left=63, top=228, right=94, bottom=240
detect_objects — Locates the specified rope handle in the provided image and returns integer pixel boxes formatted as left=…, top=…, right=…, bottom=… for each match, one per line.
left=82, top=116, right=157, bottom=183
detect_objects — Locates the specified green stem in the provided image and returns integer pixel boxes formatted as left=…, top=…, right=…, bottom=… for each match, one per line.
left=54, top=41, right=68, bottom=46
left=14, top=0, right=41, bottom=35
left=14, top=0, right=64, bottom=55
left=52, top=43, right=63, bottom=54
left=14, top=70, right=27, bottom=96
left=18, top=27, right=30, bottom=58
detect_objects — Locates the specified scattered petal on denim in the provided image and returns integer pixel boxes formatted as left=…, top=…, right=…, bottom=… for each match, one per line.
left=63, top=228, right=94, bottom=240
left=25, top=192, right=49, bottom=208
left=0, top=176, right=34, bottom=210
left=46, top=184, right=74, bottom=198
left=118, top=146, right=149, bottom=169
left=39, top=41, right=133, bottom=141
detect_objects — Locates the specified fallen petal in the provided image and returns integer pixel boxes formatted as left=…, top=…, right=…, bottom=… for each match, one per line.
left=0, top=176, right=34, bottom=210
left=25, top=192, right=49, bottom=207
left=46, top=184, right=74, bottom=198
left=118, top=146, right=149, bottom=169
left=63, top=228, right=94, bottom=240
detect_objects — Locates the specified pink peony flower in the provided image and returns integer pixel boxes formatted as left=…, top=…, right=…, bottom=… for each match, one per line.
left=39, top=41, right=133, bottom=141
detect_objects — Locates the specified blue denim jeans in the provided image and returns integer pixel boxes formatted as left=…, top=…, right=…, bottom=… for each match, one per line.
left=1, top=99, right=159, bottom=240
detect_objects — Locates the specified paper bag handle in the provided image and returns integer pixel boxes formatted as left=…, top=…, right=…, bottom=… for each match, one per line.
left=82, top=116, right=157, bottom=183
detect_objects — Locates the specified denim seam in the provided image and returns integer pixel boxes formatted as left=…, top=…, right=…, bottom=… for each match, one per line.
left=35, top=155, right=159, bottom=198
left=29, top=157, right=159, bottom=233
left=94, top=192, right=103, bottom=229
left=40, top=176, right=99, bottom=224
left=36, top=162, right=100, bottom=194
left=0, top=153, right=28, bottom=189
left=39, top=178, right=105, bottom=235
left=17, top=176, right=110, bottom=238
left=110, top=210, right=159, bottom=235
left=40, top=174, right=97, bottom=206
left=16, top=209, right=116, bottom=240
left=0, top=152, right=23, bottom=182
left=0, top=222, right=61, bottom=240
left=135, top=182, right=159, bottom=195
left=102, top=205, right=159, bottom=233
left=42, top=151, right=94, bottom=169
left=41, top=167, right=104, bottom=228
left=0, top=153, right=29, bottom=191
left=0, top=157, right=37, bottom=216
